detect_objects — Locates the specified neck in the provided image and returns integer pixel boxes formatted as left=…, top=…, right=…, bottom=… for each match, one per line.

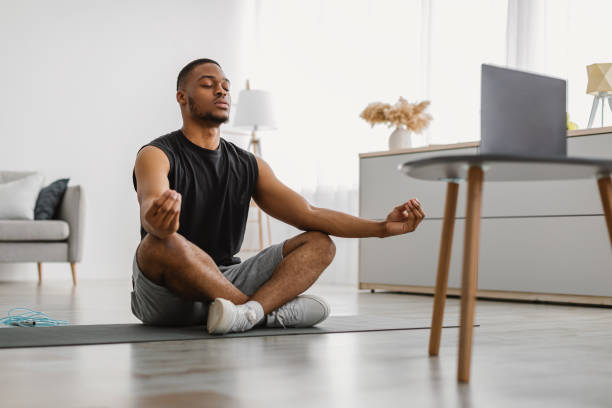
left=181, top=122, right=221, bottom=150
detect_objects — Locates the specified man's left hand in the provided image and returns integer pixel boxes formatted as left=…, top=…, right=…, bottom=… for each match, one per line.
left=382, top=198, right=425, bottom=237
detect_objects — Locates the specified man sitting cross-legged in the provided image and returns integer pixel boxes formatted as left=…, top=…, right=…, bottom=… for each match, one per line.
left=131, top=58, right=426, bottom=335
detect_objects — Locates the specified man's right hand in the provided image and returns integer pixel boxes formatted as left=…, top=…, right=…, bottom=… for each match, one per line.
left=144, top=189, right=182, bottom=239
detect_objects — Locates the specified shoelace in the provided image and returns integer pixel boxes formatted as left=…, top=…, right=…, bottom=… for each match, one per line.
left=245, top=307, right=258, bottom=324
left=271, top=301, right=301, bottom=328
left=234, top=306, right=259, bottom=332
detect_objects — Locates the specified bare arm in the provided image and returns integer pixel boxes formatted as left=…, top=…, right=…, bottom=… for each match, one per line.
left=253, top=157, right=425, bottom=238
left=133, top=146, right=182, bottom=239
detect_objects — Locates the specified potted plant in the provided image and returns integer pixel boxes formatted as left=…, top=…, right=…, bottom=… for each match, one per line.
left=360, top=97, right=432, bottom=150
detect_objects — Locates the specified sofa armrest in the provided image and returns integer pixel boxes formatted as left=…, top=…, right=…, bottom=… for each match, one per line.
left=57, top=185, right=85, bottom=262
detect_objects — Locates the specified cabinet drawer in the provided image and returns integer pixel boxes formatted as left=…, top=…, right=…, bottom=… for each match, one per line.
left=568, top=133, right=612, bottom=159
left=360, top=134, right=612, bottom=218
left=359, top=147, right=477, bottom=219
left=359, top=215, right=612, bottom=296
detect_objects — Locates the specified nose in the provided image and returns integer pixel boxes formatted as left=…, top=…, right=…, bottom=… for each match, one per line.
left=215, top=83, right=227, bottom=96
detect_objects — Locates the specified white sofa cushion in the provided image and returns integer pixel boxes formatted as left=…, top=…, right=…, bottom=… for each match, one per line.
left=0, top=220, right=70, bottom=241
left=0, top=173, right=45, bottom=220
left=0, top=171, right=38, bottom=184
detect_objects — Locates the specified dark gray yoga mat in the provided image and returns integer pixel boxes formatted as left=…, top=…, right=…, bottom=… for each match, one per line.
left=0, top=315, right=470, bottom=349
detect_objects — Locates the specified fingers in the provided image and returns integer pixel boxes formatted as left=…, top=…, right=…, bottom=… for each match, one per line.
left=407, top=199, right=425, bottom=219
left=386, top=198, right=426, bottom=236
left=404, top=201, right=417, bottom=218
left=388, top=217, right=417, bottom=235
left=414, top=199, right=425, bottom=218
left=393, top=202, right=411, bottom=213
left=155, top=190, right=179, bottom=216
left=160, top=191, right=180, bottom=215
left=161, top=211, right=179, bottom=233
left=169, top=209, right=180, bottom=232
left=147, top=190, right=174, bottom=217
left=398, top=199, right=424, bottom=220
left=404, top=216, right=421, bottom=234
left=146, top=190, right=182, bottom=233
left=160, top=193, right=181, bottom=229
left=403, top=217, right=417, bottom=234
left=413, top=212, right=423, bottom=230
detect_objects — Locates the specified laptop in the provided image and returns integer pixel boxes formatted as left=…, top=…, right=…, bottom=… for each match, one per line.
left=480, top=64, right=567, bottom=158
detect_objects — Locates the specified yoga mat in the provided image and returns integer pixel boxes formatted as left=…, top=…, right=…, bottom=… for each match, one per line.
left=0, top=315, right=473, bottom=349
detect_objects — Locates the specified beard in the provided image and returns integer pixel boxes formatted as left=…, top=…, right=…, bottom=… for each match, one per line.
left=188, top=96, right=229, bottom=124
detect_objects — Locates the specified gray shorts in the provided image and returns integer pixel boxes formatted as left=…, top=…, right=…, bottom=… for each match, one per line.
left=131, top=241, right=285, bottom=326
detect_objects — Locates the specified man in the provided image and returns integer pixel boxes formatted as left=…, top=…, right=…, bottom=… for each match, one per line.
left=131, top=58, right=426, bottom=335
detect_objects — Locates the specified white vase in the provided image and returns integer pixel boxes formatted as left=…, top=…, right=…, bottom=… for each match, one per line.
left=388, top=126, right=415, bottom=150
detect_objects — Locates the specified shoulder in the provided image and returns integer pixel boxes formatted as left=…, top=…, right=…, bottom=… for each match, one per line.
left=134, top=144, right=171, bottom=184
left=132, top=130, right=182, bottom=191
left=136, top=145, right=170, bottom=166
left=136, top=130, right=180, bottom=153
left=133, top=130, right=180, bottom=177
left=137, top=130, right=182, bottom=164
left=148, top=130, right=182, bottom=152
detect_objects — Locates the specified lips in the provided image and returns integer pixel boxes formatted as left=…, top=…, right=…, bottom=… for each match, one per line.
left=214, top=100, right=229, bottom=109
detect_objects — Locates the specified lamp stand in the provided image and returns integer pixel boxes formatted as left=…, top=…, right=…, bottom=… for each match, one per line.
left=587, top=92, right=612, bottom=128
left=246, top=128, right=272, bottom=251
left=248, top=129, right=262, bottom=156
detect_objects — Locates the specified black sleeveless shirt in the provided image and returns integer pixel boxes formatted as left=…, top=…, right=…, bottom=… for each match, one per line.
left=132, top=129, right=258, bottom=266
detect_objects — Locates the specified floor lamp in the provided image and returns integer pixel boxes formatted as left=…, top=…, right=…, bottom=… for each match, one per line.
left=233, top=80, right=277, bottom=251
left=586, top=63, right=612, bottom=128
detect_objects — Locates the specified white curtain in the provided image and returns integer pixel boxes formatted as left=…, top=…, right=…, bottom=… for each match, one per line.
left=506, top=0, right=612, bottom=128
left=426, top=0, right=507, bottom=144
left=238, top=0, right=509, bottom=285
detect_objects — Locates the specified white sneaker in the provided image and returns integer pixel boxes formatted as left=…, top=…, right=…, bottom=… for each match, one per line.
left=206, top=298, right=260, bottom=335
left=266, top=294, right=330, bottom=328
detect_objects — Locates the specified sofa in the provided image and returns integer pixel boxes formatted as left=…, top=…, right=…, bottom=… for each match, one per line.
left=0, top=171, right=84, bottom=285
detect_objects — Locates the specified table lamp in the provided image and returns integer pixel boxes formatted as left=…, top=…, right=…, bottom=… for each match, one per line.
left=586, top=63, right=612, bottom=128
left=233, top=80, right=277, bottom=156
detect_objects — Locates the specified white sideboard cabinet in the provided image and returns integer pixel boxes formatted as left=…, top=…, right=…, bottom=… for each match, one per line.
left=358, top=128, right=612, bottom=305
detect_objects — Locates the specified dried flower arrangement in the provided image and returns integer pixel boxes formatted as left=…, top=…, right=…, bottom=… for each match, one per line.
left=360, top=97, right=432, bottom=133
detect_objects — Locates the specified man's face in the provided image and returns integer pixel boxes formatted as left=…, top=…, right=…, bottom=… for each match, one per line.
left=179, top=63, right=231, bottom=124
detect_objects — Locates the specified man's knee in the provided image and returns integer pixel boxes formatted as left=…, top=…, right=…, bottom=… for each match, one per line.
left=137, top=232, right=191, bottom=274
left=304, top=231, right=336, bottom=265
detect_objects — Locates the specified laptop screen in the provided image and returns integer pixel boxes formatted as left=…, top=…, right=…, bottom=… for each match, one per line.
left=480, top=64, right=567, bottom=157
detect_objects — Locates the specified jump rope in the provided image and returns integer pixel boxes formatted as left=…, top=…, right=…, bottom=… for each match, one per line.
left=0, top=307, right=68, bottom=327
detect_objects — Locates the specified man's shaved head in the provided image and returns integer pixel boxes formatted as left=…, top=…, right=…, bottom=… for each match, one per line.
left=176, top=59, right=231, bottom=126
left=176, top=58, right=221, bottom=91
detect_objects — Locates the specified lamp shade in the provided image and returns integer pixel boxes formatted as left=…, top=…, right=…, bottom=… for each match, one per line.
left=233, top=89, right=277, bottom=130
left=586, top=63, right=612, bottom=95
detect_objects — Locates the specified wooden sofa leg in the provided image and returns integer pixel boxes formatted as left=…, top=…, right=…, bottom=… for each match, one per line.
left=37, top=262, right=42, bottom=284
left=70, top=262, right=77, bottom=286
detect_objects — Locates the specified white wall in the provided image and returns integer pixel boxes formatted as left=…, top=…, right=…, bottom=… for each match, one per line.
left=0, top=0, right=255, bottom=281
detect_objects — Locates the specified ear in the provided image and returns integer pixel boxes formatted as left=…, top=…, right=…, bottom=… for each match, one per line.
left=176, top=90, right=187, bottom=106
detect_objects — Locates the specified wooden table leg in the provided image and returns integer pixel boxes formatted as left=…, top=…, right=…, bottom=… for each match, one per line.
left=429, top=182, right=459, bottom=356
left=457, top=166, right=484, bottom=383
left=597, top=176, right=612, bottom=250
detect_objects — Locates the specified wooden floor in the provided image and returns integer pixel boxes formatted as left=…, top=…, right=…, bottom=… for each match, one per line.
left=0, top=278, right=611, bottom=407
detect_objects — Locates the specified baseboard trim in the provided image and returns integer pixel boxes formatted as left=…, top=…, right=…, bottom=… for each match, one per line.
left=359, top=282, right=612, bottom=307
